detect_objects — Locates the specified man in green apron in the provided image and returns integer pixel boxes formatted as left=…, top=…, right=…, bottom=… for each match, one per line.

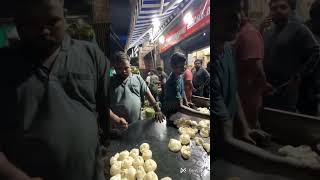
left=0, top=0, right=110, bottom=179
left=109, top=51, right=165, bottom=128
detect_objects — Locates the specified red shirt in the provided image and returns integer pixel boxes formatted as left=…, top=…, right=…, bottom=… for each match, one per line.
left=184, top=69, right=193, bottom=99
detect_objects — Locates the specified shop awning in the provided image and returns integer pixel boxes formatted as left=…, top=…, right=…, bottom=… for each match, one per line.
left=126, top=0, right=193, bottom=50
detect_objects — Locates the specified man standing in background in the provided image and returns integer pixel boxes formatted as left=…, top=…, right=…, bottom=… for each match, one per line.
left=192, top=59, right=210, bottom=97
left=183, top=65, right=194, bottom=102
left=263, top=0, right=320, bottom=113
left=234, top=0, right=273, bottom=129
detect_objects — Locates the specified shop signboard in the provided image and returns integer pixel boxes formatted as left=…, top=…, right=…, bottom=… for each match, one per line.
left=160, top=0, right=210, bottom=53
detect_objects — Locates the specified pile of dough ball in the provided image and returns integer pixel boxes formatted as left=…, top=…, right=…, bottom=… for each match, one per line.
left=278, top=145, right=320, bottom=168
left=168, top=138, right=192, bottom=160
left=109, top=143, right=172, bottom=180
left=196, top=107, right=210, bottom=115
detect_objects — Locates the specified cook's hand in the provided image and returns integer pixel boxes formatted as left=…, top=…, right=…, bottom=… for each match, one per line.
left=155, top=111, right=165, bottom=123
left=249, top=129, right=271, bottom=142
left=264, top=82, right=275, bottom=95
left=117, top=117, right=128, bottom=129
left=240, top=134, right=256, bottom=145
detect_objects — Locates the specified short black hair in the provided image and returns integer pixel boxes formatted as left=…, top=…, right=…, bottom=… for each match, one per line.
left=112, top=51, right=131, bottom=65
left=310, top=0, right=320, bottom=18
left=170, top=52, right=186, bottom=66
left=269, top=0, right=297, bottom=10
left=156, top=67, right=163, bottom=71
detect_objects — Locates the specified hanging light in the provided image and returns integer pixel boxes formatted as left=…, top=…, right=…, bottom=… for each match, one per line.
left=159, top=35, right=165, bottom=44
left=152, top=18, right=161, bottom=30
left=183, top=12, right=193, bottom=25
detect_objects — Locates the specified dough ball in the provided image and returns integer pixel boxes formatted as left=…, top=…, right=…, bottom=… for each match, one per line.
left=142, top=149, right=152, bottom=160
left=136, top=166, right=146, bottom=180
left=160, top=177, right=172, bottom=180
left=203, top=143, right=210, bottom=153
left=132, top=156, right=144, bottom=169
left=195, top=137, right=204, bottom=146
left=110, top=156, right=119, bottom=166
left=198, top=120, right=207, bottom=129
left=278, top=145, right=295, bottom=156
left=122, top=178, right=128, bottom=180
left=143, top=171, right=158, bottom=180
left=110, top=174, right=121, bottom=180
left=168, top=139, right=182, bottom=152
left=120, top=168, right=129, bottom=178
left=200, top=127, right=209, bottom=138
left=188, top=128, right=198, bottom=139
left=296, top=145, right=312, bottom=154
left=130, top=148, right=140, bottom=158
left=144, top=159, right=157, bottom=173
left=122, top=157, right=133, bottom=169
left=110, top=161, right=122, bottom=176
left=127, top=166, right=136, bottom=180
left=190, top=121, right=198, bottom=127
left=119, top=150, right=130, bottom=161
left=181, top=145, right=191, bottom=159
left=113, top=153, right=120, bottom=159
left=180, top=134, right=190, bottom=145
left=179, top=127, right=187, bottom=134
left=140, top=143, right=150, bottom=153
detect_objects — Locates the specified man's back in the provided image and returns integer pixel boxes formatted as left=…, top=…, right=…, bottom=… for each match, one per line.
left=0, top=36, right=108, bottom=180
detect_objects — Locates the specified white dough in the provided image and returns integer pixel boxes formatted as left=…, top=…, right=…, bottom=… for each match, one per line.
left=110, top=174, right=121, bottom=180
left=130, top=148, right=140, bottom=158
left=203, top=143, right=210, bottom=153
left=119, top=150, right=130, bottom=161
left=278, top=145, right=295, bottom=156
left=195, top=137, right=204, bottom=146
left=168, top=139, right=182, bottom=152
left=144, top=159, right=157, bottom=172
left=122, top=157, right=133, bottom=169
left=143, top=171, right=158, bottom=180
left=127, top=166, right=136, bottom=180
left=140, top=143, right=150, bottom=153
left=190, top=121, right=198, bottom=127
left=200, top=127, right=209, bottom=138
left=136, top=166, right=146, bottom=180
left=160, top=177, right=172, bottom=180
left=180, top=134, right=190, bottom=145
left=110, top=161, right=122, bottom=176
left=181, top=145, right=191, bottom=159
left=132, top=156, right=144, bottom=169
left=142, top=149, right=152, bottom=160
left=120, top=168, right=128, bottom=178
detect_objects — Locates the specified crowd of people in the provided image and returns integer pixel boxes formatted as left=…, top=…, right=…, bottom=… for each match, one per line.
left=213, top=0, right=320, bottom=172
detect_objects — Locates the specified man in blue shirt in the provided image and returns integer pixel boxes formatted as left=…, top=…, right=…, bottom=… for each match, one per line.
left=162, top=52, right=189, bottom=119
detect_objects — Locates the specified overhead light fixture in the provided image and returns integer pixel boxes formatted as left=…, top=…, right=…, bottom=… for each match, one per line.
left=167, top=37, right=172, bottom=43
left=152, top=18, right=161, bottom=30
left=176, top=0, right=183, bottom=3
left=183, top=12, right=193, bottom=25
left=159, top=35, right=165, bottom=44
left=203, top=32, right=206, bottom=36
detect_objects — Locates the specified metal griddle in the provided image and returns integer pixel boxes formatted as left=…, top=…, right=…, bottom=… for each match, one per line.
left=105, top=115, right=210, bottom=180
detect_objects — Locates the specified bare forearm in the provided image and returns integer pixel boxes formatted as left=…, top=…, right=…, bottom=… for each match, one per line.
left=146, top=90, right=161, bottom=112
left=236, top=93, right=250, bottom=136
left=0, top=152, right=31, bottom=180
left=109, top=110, right=120, bottom=123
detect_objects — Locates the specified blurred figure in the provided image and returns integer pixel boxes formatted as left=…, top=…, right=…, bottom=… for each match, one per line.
left=298, top=0, right=320, bottom=116
left=183, top=64, right=194, bottom=102
left=156, top=66, right=168, bottom=104
left=146, top=69, right=160, bottom=101
left=212, top=0, right=314, bottom=171
left=192, top=59, right=210, bottom=97
left=263, top=0, right=320, bottom=113
left=234, top=0, right=273, bottom=129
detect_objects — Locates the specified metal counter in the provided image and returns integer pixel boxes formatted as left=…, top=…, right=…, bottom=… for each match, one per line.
left=106, top=117, right=210, bottom=180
